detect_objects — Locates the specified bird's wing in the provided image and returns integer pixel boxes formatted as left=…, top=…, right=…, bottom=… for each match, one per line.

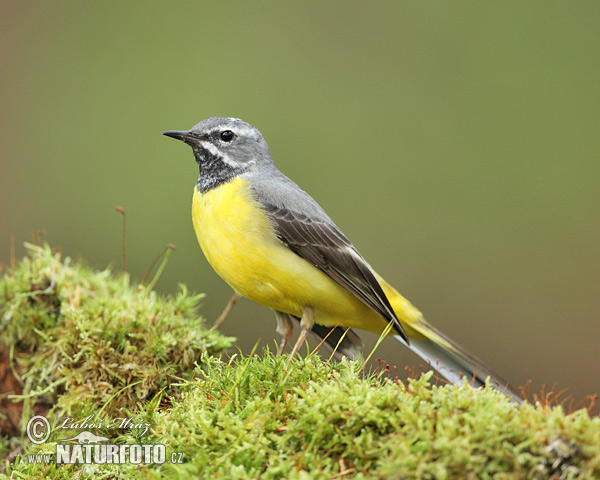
left=251, top=172, right=408, bottom=342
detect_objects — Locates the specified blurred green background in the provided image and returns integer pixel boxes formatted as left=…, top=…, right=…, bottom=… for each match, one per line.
left=2, top=2, right=599, bottom=405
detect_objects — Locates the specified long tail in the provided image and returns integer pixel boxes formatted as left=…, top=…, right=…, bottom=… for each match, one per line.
left=292, top=313, right=521, bottom=403
left=396, top=319, right=522, bottom=403
left=288, top=301, right=521, bottom=402
left=374, top=275, right=522, bottom=403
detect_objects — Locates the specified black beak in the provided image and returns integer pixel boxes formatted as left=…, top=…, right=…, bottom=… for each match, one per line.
left=162, top=130, right=195, bottom=144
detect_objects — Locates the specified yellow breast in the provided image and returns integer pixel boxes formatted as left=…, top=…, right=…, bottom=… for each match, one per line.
left=191, top=177, right=423, bottom=335
left=191, top=177, right=325, bottom=315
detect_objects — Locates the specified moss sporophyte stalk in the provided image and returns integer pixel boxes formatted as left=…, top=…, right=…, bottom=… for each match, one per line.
left=1, top=244, right=599, bottom=479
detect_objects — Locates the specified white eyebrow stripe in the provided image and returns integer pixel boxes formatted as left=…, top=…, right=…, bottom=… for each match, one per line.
left=211, top=123, right=260, bottom=141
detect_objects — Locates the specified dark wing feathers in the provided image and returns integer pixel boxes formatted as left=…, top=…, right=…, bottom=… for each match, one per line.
left=259, top=199, right=408, bottom=342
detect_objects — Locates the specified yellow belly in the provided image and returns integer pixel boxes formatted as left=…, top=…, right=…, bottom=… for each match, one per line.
left=192, top=177, right=425, bottom=336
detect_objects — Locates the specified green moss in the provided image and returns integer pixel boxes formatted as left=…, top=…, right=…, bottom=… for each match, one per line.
left=0, top=243, right=233, bottom=433
left=2, top=245, right=599, bottom=479
left=9, top=355, right=599, bottom=479
left=118, top=356, right=597, bottom=480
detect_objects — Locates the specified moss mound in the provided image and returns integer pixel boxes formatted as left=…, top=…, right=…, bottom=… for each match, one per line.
left=0, top=244, right=233, bottom=446
left=1, top=244, right=599, bottom=479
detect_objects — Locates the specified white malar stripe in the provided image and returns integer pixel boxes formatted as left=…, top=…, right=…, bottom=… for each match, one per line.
left=199, top=140, right=238, bottom=168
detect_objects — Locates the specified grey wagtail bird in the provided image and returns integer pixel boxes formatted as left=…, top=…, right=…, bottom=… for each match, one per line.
left=164, top=117, right=520, bottom=400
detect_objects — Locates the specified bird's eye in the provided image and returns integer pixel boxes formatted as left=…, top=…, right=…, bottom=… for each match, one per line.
left=220, top=130, right=234, bottom=142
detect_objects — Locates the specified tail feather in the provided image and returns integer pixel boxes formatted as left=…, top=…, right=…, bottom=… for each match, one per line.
left=397, top=320, right=522, bottom=403
left=289, top=311, right=522, bottom=403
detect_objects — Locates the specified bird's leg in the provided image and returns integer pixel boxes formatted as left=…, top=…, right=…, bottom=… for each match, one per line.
left=213, top=292, right=241, bottom=328
left=274, top=311, right=293, bottom=356
left=287, top=306, right=314, bottom=364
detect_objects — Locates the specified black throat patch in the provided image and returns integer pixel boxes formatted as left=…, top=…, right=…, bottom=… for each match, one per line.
left=193, top=146, right=239, bottom=193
